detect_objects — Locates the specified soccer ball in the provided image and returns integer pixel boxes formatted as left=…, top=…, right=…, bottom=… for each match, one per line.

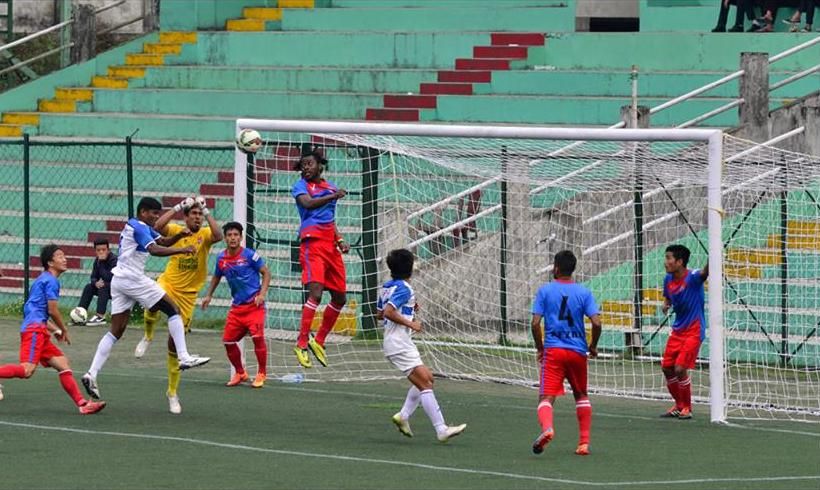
left=70, top=307, right=87, bottom=325
left=236, top=129, right=262, bottom=154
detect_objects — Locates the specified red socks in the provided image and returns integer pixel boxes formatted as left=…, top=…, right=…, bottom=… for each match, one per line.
left=315, top=301, right=344, bottom=346
left=297, top=298, right=320, bottom=349
left=576, top=398, right=592, bottom=445
left=58, top=370, right=85, bottom=407
left=0, top=364, right=26, bottom=378
left=666, top=375, right=682, bottom=409
left=224, top=342, right=245, bottom=375
left=537, top=400, right=553, bottom=432
left=252, top=336, right=267, bottom=375
left=678, top=376, right=692, bottom=410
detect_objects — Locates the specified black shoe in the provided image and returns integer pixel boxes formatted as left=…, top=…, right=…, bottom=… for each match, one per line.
left=728, top=25, right=744, bottom=32
left=711, top=25, right=726, bottom=32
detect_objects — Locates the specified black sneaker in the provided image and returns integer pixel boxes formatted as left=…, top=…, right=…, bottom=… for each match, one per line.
left=711, top=25, right=726, bottom=32
left=728, top=25, right=744, bottom=32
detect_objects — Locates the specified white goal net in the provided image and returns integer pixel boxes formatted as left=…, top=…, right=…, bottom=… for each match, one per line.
left=233, top=120, right=820, bottom=423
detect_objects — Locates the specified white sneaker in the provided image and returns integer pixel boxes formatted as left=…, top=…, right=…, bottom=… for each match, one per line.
left=392, top=412, right=413, bottom=438
left=134, top=337, right=152, bottom=358
left=81, top=373, right=101, bottom=400
left=86, top=315, right=106, bottom=326
left=0, top=384, right=4, bottom=401
left=178, top=355, right=210, bottom=370
left=437, top=423, right=467, bottom=443
left=168, top=394, right=182, bottom=415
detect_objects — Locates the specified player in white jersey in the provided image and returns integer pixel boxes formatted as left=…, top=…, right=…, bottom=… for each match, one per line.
left=377, top=248, right=467, bottom=443
left=82, top=197, right=210, bottom=400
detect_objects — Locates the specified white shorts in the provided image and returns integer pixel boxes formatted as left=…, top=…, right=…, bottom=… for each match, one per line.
left=385, top=349, right=423, bottom=376
left=110, top=275, right=167, bottom=315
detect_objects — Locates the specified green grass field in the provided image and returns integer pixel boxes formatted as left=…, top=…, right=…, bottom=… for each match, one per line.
left=0, top=319, right=818, bottom=490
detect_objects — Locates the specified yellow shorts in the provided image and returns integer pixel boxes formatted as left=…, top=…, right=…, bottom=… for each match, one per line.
left=143, top=280, right=197, bottom=332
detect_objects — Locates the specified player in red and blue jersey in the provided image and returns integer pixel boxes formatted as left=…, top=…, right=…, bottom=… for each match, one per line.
left=202, top=222, right=271, bottom=388
left=291, top=149, right=350, bottom=369
left=0, top=245, right=106, bottom=414
left=530, top=250, right=601, bottom=456
left=660, top=244, right=708, bottom=420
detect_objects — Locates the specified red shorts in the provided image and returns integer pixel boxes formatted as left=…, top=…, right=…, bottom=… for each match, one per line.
left=662, top=325, right=702, bottom=370
left=300, top=238, right=347, bottom=293
left=540, top=347, right=588, bottom=397
left=222, top=302, right=266, bottom=343
left=19, top=326, right=64, bottom=367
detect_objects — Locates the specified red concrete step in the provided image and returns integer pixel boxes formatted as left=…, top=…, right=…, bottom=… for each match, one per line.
left=29, top=256, right=81, bottom=269
left=420, top=83, right=473, bottom=95
left=474, top=45, right=529, bottom=59
left=384, top=94, right=437, bottom=109
left=55, top=244, right=98, bottom=257
left=87, top=231, right=121, bottom=245
left=490, top=32, right=545, bottom=46
left=0, top=277, right=22, bottom=288
left=199, top=183, right=234, bottom=196
left=0, top=268, right=38, bottom=279
left=219, top=170, right=271, bottom=184
left=366, top=108, right=420, bottom=122
left=438, top=70, right=492, bottom=83
left=455, top=58, right=511, bottom=70
left=256, top=158, right=295, bottom=171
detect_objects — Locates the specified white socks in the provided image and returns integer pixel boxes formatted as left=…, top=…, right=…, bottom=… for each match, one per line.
left=88, top=332, right=118, bottom=377
left=400, top=386, right=421, bottom=420
left=167, top=315, right=190, bottom=360
left=420, top=389, right=447, bottom=435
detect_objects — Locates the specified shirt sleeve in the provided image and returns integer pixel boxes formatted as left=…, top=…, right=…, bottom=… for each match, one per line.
left=387, top=284, right=411, bottom=310
left=584, top=290, right=600, bottom=318
left=376, top=289, right=385, bottom=312
left=689, top=269, right=707, bottom=285
left=133, top=222, right=158, bottom=249
left=531, top=288, right=545, bottom=316
left=292, top=180, right=308, bottom=199
left=663, top=276, right=671, bottom=300
left=45, top=277, right=60, bottom=301
left=247, top=249, right=265, bottom=271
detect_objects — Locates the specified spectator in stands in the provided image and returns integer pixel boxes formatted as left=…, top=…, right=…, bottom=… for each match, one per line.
left=783, top=0, right=816, bottom=31
left=713, top=0, right=756, bottom=31
left=752, top=0, right=780, bottom=31
left=76, top=239, right=117, bottom=326
left=453, top=189, right=482, bottom=247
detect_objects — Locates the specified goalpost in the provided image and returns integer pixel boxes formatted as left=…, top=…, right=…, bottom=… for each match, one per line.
left=232, top=119, right=820, bottom=424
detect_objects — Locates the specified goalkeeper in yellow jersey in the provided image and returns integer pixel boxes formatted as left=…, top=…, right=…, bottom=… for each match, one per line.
left=134, top=195, right=223, bottom=414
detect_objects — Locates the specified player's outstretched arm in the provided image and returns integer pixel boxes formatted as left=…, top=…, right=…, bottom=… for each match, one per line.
left=201, top=275, right=221, bottom=310
left=147, top=243, right=194, bottom=257
left=383, top=304, right=422, bottom=331
left=196, top=196, right=223, bottom=244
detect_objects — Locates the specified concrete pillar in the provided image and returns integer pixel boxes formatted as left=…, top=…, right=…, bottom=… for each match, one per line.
left=143, top=0, right=159, bottom=32
left=739, top=52, right=770, bottom=142
left=70, top=4, right=96, bottom=65
left=504, top=149, right=535, bottom=332
left=620, top=105, right=650, bottom=129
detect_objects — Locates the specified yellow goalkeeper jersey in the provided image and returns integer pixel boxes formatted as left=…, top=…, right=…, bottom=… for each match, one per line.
left=159, top=223, right=214, bottom=294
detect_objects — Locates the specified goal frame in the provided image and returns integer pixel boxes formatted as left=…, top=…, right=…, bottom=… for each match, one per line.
left=233, top=119, right=727, bottom=423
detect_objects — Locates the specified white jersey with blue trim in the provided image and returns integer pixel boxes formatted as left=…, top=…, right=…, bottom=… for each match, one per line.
left=377, top=279, right=417, bottom=356
left=112, top=218, right=160, bottom=279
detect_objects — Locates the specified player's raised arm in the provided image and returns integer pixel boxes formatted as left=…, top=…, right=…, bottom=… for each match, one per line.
left=195, top=196, right=223, bottom=244
left=154, top=197, right=193, bottom=235
left=147, top=242, right=194, bottom=257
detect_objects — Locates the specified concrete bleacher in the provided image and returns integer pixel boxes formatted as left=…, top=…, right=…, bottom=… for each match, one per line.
left=0, top=0, right=817, bottom=353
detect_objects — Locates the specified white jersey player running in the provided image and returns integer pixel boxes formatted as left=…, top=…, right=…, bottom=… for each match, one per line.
left=82, top=197, right=210, bottom=400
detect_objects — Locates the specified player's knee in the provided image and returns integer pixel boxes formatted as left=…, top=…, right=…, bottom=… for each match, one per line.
left=22, top=365, right=36, bottom=378
left=154, top=298, right=178, bottom=317
left=674, top=366, right=687, bottom=378
left=662, top=367, right=675, bottom=378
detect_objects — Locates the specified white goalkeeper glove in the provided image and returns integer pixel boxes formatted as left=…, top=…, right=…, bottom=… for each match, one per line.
left=173, top=197, right=195, bottom=213
left=195, top=196, right=209, bottom=216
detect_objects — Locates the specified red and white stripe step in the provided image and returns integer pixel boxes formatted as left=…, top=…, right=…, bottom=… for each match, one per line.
left=366, top=32, right=545, bottom=122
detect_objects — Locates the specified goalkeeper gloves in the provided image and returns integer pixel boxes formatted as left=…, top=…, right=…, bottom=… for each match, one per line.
left=195, top=196, right=209, bottom=216
left=173, top=197, right=195, bottom=213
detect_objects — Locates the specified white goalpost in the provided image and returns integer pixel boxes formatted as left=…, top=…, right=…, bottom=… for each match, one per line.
left=231, top=119, right=820, bottom=425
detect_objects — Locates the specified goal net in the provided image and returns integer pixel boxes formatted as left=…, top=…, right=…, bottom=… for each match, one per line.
left=234, top=120, right=820, bottom=423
